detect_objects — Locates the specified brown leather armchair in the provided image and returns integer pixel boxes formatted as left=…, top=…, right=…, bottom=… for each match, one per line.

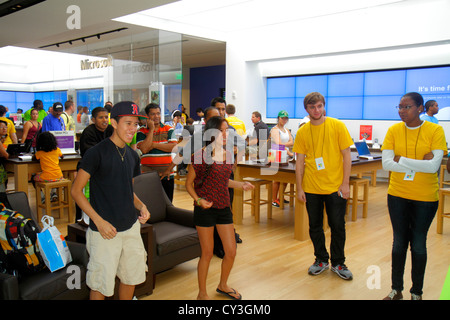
left=133, top=172, right=201, bottom=285
left=0, top=192, right=89, bottom=300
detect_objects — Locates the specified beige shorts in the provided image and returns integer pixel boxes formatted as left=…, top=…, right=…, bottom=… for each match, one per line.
left=86, top=220, right=147, bottom=297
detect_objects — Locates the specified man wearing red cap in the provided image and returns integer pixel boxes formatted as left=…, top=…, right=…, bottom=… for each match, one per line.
left=72, top=101, right=150, bottom=300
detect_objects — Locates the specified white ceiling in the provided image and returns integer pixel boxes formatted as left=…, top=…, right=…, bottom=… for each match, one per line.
left=0, top=0, right=427, bottom=70
left=0, top=0, right=226, bottom=68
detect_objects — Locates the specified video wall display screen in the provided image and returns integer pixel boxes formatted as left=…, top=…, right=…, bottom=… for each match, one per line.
left=0, top=91, right=34, bottom=113
left=76, top=88, right=104, bottom=112
left=266, top=65, right=450, bottom=121
left=35, top=91, right=68, bottom=110
left=0, top=90, right=67, bottom=113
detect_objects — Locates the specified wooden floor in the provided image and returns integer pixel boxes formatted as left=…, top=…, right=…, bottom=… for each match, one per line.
left=21, top=179, right=450, bottom=300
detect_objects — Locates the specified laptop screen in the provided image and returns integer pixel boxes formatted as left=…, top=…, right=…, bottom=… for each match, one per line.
left=354, top=141, right=371, bottom=156
left=6, top=143, right=27, bottom=155
left=49, top=131, right=76, bottom=154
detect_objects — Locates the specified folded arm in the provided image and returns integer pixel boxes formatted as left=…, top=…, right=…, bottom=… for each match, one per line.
left=382, top=149, right=443, bottom=173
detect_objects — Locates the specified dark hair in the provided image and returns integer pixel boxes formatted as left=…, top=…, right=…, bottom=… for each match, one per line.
left=210, top=97, right=226, bottom=107
left=204, top=116, right=227, bottom=147
left=424, top=100, right=437, bottom=112
left=33, top=100, right=43, bottom=108
left=204, top=106, right=218, bottom=120
left=0, top=105, right=6, bottom=116
left=145, top=103, right=160, bottom=115
left=36, top=131, right=58, bottom=152
left=195, top=108, right=203, bottom=114
left=92, top=107, right=108, bottom=118
left=402, top=92, right=424, bottom=108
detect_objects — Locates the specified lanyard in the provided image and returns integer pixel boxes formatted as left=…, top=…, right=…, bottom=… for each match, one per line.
left=310, top=118, right=326, bottom=158
left=405, top=123, right=422, bottom=160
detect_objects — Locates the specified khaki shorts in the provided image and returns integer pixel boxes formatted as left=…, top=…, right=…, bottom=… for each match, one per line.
left=86, top=220, right=147, bottom=297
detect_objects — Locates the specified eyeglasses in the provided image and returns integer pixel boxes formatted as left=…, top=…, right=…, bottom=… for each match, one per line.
left=395, top=105, right=415, bottom=110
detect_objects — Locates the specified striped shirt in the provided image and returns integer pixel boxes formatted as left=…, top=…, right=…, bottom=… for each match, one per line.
left=137, top=123, right=176, bottom=173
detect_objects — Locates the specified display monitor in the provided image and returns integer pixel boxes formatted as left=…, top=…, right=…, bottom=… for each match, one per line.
left=266, top=65, right=450, bottom=120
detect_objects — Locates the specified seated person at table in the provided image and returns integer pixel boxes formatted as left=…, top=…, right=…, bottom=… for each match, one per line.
left=21, top=108, right=42, bottom=153
left=0, top=105, right=17, bottom=146
left=32, top=131, right=64, bottom=202
left=0, top=120, right=9, bottom=192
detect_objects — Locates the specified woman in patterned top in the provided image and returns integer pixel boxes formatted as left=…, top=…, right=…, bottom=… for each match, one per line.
left=186, top=116, right=254, bottom=300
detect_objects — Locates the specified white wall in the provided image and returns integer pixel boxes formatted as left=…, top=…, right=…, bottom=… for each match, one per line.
left=225, top=0, right=450, bottom=144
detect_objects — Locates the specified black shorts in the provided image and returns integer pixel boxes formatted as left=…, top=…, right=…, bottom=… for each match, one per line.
left=194, top=206, right=233, bottom=227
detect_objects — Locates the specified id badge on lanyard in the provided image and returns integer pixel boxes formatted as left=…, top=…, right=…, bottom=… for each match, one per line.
left=311, top=119, right=326, bottom=171
left=315, top=157, right=325, bottom=171
left=403, top=124, right=421, bottom=182
left=404, top=170, right=415, bottom=181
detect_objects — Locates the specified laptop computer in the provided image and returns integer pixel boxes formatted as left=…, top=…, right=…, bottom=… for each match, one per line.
left=354, top=141, right=382, bottom=160
left=6, top=143, right=28, bottom=156
left=50, top=131, right=78, bottom=155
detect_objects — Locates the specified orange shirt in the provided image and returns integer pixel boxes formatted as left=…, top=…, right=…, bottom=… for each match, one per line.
left=35, top=148, right=63, bottom=180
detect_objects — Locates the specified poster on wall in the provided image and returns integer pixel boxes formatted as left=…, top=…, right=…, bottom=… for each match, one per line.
left=149, top=82, right=165, bottom=120
left=151, top=91, right=160, bottom=105
left=359, top=125, right=372, bottom=141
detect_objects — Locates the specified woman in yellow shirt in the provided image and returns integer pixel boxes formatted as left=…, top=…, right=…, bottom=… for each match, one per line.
left=381, top=92, right=447, bottom=300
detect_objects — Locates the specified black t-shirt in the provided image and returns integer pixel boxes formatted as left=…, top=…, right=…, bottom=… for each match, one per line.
left=79, top=124, right=114, bottom=157
left=79, top=138, right=141, bottom=232
left=253, top=121, right=269, bottom=146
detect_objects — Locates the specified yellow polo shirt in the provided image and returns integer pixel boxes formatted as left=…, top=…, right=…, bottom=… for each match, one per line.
left=382, top=121, right=447, bottom=202
left=293, top=117, right=353, bottom=194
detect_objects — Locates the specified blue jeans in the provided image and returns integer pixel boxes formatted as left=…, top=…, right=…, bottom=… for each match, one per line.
left=305, top=192, right=347, bottom=266
left=387, top=195, right=438, bottom=295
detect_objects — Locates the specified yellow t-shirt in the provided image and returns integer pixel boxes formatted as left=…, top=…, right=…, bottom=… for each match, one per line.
left=226, top=116, right=246, bottom=137
left=0, top=117, right=16, bottom=146
left=381, top=121, right=447, bottom=202
left=293, top=117, right=353, bottom=194
left=35, top=148, right=63, bottom=181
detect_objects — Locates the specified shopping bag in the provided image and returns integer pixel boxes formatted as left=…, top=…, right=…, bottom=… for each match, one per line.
left=37, top=215, right=72, bottom=272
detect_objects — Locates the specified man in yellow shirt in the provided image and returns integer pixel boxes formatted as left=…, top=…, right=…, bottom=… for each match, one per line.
left=293, top=92, right=353, bottom=280
left=225, top=104, right=246, bottom=137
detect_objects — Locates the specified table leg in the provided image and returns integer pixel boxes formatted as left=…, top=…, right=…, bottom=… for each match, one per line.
left=233, top=166, right=243, bottom=224
left=294, top=198, right=309, bottom=241
left=14, top=164, right=29, bottom=194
